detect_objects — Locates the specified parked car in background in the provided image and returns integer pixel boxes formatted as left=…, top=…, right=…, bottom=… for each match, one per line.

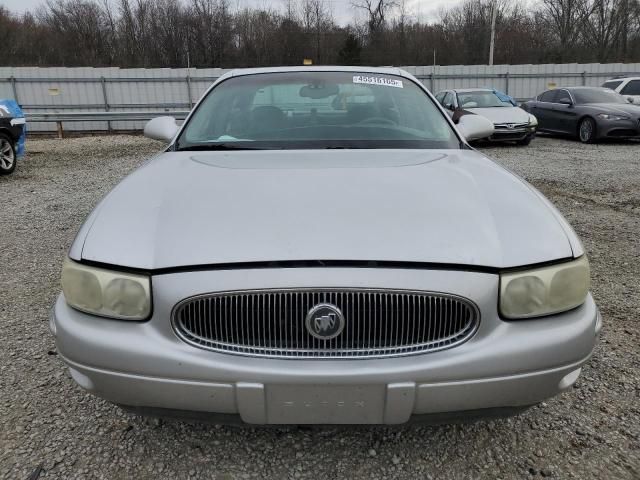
left=602, top=76, right=640, bottom=104
left=51, top=66, right=598, bottom=425
left=435, top=88, right=537, bottom=145
left=0, top=99, right=26, bottom=175
left=522, top=86, right=640, bottom=143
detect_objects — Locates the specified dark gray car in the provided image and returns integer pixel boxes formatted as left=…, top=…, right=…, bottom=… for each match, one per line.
left=522, top=87, right=640, bottom=143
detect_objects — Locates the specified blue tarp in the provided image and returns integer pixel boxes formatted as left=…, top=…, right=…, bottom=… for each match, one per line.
left=492, top=89, right=517, bottom=106
left=0, top=99, right=26, bottom=157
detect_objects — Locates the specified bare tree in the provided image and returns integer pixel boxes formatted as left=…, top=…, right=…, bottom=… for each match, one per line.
left=302, top=0, right=331, bottom=62
left=1, top=0, right=640, bottom=68
left=351, top=0, right=397, bottom=35
left=581, top=0, right=633, bottom=61
left=189, top=0, right=232, bottom=67
left=540, top=0, right=593, bottom=60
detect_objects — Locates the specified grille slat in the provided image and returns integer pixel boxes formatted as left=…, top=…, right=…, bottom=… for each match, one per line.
left=172, top=289, right=480, bottom=359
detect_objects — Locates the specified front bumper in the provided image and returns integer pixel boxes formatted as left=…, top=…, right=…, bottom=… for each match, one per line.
left=598, top=118, right=640, bottom=139
left=51, top=267, right=600, bottom=425
left=489, top=127, right=536, bottom=142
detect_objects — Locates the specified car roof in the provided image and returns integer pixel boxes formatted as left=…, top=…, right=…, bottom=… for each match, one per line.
left=542, top=86, right=612, bottom=93
left=222, top=65, right=407, bottom=78
left=562, top=86, right=614, bottom=91
left=450, top=88, right=494, bottom=93
left=605, top=76, right=640, bottom=80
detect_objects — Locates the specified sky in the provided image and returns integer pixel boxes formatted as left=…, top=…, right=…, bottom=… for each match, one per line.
left=2, top=0, right=462, bottom=24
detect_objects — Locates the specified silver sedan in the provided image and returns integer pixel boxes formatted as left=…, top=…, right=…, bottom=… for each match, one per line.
left=51, top=67, right=600, bottom=425
left=435, top=88, right=538, bottom=145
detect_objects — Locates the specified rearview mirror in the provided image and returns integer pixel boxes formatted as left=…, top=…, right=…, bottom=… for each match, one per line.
left=300, top=83, right=339, bottom=99
left=144, top=116, right=179, bottom=143
left=456, top=114, right=494, bottom=142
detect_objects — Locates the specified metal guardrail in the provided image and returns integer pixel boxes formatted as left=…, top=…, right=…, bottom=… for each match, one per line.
left=5, top=65, right=639, bottom=134
left=25, top=110, right=190, bottom=138
left=3, top=75, right=210, bottom=112
left=23, top=103, right=190, bottom=110
left=26, top=110, right=189, bottom=121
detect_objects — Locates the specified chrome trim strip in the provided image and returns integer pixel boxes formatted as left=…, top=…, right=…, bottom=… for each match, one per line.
left=171, top=288, right=481, bottom=360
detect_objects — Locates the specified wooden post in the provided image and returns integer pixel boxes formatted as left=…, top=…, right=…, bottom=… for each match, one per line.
left=56, top=121, right=64, bottom=139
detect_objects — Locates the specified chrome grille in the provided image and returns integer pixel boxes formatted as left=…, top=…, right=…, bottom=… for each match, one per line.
left=494, top=122, right=529, bottom=131
left=172, top=289, right=480, bottom=359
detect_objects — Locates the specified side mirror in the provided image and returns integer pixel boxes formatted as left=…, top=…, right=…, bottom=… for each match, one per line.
left=456, top=114, right=494, bottom=142
left=444, top=103, right=454, bottom=111
left=144, top=116, right=179, bottom=143
left=558, top=98, right=573, bottom=106
left=627, top=97, right=635, bottom=104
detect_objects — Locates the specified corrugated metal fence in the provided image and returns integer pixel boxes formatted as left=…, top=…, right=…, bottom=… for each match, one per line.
left=1, top=63, right=639, bottom=132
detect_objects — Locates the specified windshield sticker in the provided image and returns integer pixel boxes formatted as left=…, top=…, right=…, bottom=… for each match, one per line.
left=353, top=75, right=403, bottom=88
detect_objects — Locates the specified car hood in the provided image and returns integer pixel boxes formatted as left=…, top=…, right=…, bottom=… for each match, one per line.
left=78, top=149, right=574, bottom=270
left=466, top=107, right=531, bottom=124
left=582, top=102, right=640, bottom=115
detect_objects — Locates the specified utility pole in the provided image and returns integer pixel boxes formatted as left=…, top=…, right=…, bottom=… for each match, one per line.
left=489, top=0, right=497, bottom=66
left=621, top=0, right=629, bottom=61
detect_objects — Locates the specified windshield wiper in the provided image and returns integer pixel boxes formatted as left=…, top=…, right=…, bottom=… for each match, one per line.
left=176, top=143, right=272, bottom=151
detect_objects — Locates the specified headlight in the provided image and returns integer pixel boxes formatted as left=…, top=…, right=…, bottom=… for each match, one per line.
left=528, top=114, right=538, bottom=126
left=597, top=113, right=629, bottom=121
left=61, top=258, right=151, bottom=320
left=500, top=256, right=589, bottom=319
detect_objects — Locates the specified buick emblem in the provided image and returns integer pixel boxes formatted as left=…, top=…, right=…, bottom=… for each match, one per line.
left=305, top=303, right=345, bottom=340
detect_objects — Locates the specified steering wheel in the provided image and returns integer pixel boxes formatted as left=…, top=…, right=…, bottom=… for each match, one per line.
left=357, top=117, right=396, bottom=126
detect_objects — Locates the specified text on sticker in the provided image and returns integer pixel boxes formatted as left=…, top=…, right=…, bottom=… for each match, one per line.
left=353, top=76, right=403, bottom=88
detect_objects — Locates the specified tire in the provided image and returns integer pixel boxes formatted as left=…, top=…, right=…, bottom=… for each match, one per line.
left=517, top=134, right=534, bottom=146
left=578, top=117, right=596, bottom=144
left=0, top=133, right=17, bottom=175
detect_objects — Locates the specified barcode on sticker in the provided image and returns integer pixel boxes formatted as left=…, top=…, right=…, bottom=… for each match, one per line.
left=353, top=75, right=403, bottom=88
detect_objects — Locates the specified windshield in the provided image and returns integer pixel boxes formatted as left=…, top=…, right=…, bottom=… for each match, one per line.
left=176, top=71, right=459, bottom=150
left=572, top=88, right=628, bottom=104
left=456, top=91, right=511, bottom=108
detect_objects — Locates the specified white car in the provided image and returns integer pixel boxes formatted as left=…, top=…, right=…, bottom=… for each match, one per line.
left=602, top=76, right=640, bottom=105
left=435, top=88, right=537, bottom=145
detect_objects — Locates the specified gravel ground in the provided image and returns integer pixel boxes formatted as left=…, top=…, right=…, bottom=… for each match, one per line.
left=0, top=135, right=638, bottom=479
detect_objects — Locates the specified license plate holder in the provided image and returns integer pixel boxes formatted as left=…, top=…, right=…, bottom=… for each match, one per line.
left=265, top=384, right=385, bottom=424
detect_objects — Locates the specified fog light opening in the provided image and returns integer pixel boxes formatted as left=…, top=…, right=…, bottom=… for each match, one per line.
left=69, top=368, right=95, bottom=391
left=558, top=368, right=582, bottom=390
